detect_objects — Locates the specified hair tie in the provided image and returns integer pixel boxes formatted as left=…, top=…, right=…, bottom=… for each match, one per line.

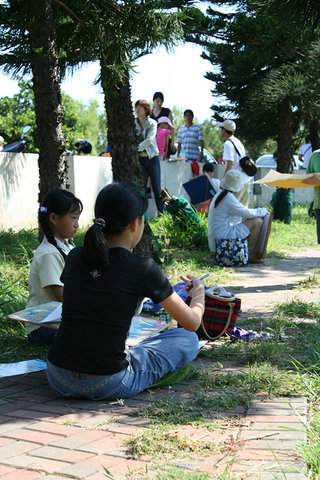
left=40, top=206, right=47, bottom=213
left=93, top=217, right=106, bottom=228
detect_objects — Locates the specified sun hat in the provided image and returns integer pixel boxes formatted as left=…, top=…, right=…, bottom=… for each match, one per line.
left=220, top=170, right=244, bottom=192
left=157, top=116, right=174, bottom=129
left=217, top=119, right=236, bottom=133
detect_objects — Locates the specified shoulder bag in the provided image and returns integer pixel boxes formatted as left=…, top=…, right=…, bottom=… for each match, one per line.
left=187, top=292, right=241, bottom=341
left=227, top=139, right=257, bottom=177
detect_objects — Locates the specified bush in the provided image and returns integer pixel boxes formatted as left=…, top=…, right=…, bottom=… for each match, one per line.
left=151, top=212, right=208, bottom=249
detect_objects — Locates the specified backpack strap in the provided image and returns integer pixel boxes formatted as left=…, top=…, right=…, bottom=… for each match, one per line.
left=227, top=138, right=241, bottom=157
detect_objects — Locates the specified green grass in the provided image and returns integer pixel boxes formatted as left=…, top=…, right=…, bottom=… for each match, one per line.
left=1, top=204, right=320, bottom=478
left=125, top=423, right=221, bottom=459
left=267, top=204, right=317, bottom=256
left=104, top=464, right=236, bottom=480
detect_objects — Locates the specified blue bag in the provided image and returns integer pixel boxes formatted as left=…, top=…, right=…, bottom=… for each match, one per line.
left=214, top=238, right=248, bottom=267
left=142, top=282, right=189, bottom=315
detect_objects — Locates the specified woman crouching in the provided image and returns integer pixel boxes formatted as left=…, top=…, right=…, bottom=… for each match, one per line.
left=208, top=170, right=268, bottom=263
left=47, top=182, right=204, bottom=400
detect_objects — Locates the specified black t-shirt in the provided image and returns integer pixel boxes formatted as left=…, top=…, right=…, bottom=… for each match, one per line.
left=150, top=107, right=171, bottom=122
left=48, top=247, right=173, bottom=375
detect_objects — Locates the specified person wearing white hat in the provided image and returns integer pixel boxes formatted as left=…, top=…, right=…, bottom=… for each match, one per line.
left=207, top=170, right=268, bottom=263
left=218, top=119, right=251, bottom=206
left=0, top=135, right=4, bottom=152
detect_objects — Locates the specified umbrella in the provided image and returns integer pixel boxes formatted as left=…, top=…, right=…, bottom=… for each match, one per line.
left=254, top=170, right=320, bottom=188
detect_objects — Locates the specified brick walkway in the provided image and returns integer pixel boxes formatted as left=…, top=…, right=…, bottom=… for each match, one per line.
left=0, top=248, right=319, bottom=479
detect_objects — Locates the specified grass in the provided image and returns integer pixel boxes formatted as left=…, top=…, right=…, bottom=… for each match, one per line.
left=266, top=204, right=317, bottom=257
left=1, top=204, right=320, bottom=478
left=125, top=423, right=221, bottom=459
left=104, top=464, right=236, bottom=480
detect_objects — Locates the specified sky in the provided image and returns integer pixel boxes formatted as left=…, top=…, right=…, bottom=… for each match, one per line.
left=0, top=43, right=215, bottom=123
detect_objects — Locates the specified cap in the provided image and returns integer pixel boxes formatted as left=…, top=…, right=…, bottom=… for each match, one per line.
left=217, top=119, right=236, bottom=133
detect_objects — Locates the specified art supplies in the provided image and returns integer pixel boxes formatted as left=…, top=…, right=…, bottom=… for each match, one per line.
left=8, top=302, right=171, bottom=346
left=183, top=175, right=217, bottom=206
left=8, top=301, right=62, bottom=329
left=0, top=359, right=47, bottom=378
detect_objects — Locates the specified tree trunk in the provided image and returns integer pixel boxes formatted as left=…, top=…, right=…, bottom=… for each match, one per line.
left=309, top=118, right=320, bottom=151
left=27, top=0, right=67, bottom=205
left=276, top=98, right=293, bottom=173
left=100, top=60, right=155, bottom=258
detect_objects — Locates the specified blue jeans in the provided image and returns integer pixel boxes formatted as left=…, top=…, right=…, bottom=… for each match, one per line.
left=46, top=328, right=198, bottom=400
left=28, top=326, right=57, bottom=346
left=139, top=155, right=164, bottom=213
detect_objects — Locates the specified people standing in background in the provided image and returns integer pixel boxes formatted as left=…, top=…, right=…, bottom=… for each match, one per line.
left=306, top=149, right=320, bottom=243
left=135, top=99, right=164, bottom=213
left=156, top=116, right=174, bottom=160
left=150, top=92, right=175, bottom=155
left=218, top=119, right=250, bottom=206
left=177, top=109, right=204, bottom=176
left=299, top=138, right=313, bottom=169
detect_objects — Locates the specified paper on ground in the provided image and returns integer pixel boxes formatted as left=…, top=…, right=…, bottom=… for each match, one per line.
left=0, top=359, right=47, bottom=378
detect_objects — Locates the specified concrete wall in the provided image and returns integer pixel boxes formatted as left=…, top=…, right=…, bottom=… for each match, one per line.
left=0, top=153, right=193, bottom=230
left=0, top=153, right=113, bottom=230
left=0, top=153, right=315, bottom=231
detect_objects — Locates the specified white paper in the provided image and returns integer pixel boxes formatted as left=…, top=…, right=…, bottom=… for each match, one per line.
left=40, top=304, right=62, bottom=324
left=0, top=359, right=47, bottom=378
left=198, top=340, right=208, bottom=350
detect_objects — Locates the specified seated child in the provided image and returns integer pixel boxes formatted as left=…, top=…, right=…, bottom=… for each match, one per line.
left=26, top=189, right=83, bottom=346
left=157, top=116, right=174, bottom=160
left=46, top=182, right=205, bottom=400
left=202, top=162, right=221, bottom=193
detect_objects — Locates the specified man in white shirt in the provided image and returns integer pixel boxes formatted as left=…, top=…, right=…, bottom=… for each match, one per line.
left=299, top=142, right=312, bottom=169
left=218, top=119, right=250, bottom=206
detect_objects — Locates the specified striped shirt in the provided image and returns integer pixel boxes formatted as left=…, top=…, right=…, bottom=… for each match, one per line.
left=177, top=124, right=204, bottom=161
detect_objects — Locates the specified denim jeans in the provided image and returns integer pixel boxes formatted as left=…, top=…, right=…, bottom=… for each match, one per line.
left=139, top=155, right=164, bottom=213
left=46, top=328, right=198, bottom=400
left=28, top=326, right=57, bottom=346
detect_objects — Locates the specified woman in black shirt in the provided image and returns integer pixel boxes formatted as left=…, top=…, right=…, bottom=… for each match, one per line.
left=47, top=182, right=205, bottom=400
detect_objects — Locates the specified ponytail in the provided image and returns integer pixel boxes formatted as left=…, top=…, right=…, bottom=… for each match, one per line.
left=84, top=221, right=110, bottom=274
left=214, top=189, right=229, bottom=208
left=84, top=182, right=148, bottom=273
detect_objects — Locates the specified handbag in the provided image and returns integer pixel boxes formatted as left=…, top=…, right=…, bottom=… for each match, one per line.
left=227, top=139, right=257, bottom=177
left=214, top=238, right=248, bottom=267
left=187, top=292, right=241, bottom=341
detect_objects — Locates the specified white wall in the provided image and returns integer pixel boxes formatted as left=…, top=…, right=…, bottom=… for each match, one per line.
left=0, top=153, right=112, bottom=230
left=0, top=153, right=315, bottom=231
left=0, top=153, right=39, bottom=230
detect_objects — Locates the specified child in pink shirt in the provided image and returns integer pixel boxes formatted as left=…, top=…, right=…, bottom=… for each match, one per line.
left=156, top=116, right=174, bottom=160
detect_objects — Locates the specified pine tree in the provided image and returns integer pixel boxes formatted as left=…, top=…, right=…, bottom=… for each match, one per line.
left=191, top=0, right=320, bottom=172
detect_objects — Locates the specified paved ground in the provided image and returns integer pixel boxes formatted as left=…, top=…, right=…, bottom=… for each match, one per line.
left=0, top=248, right=319, bottom=479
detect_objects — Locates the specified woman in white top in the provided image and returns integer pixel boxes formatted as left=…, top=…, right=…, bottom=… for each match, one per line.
left=207, top=170, right=268, bottom=262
